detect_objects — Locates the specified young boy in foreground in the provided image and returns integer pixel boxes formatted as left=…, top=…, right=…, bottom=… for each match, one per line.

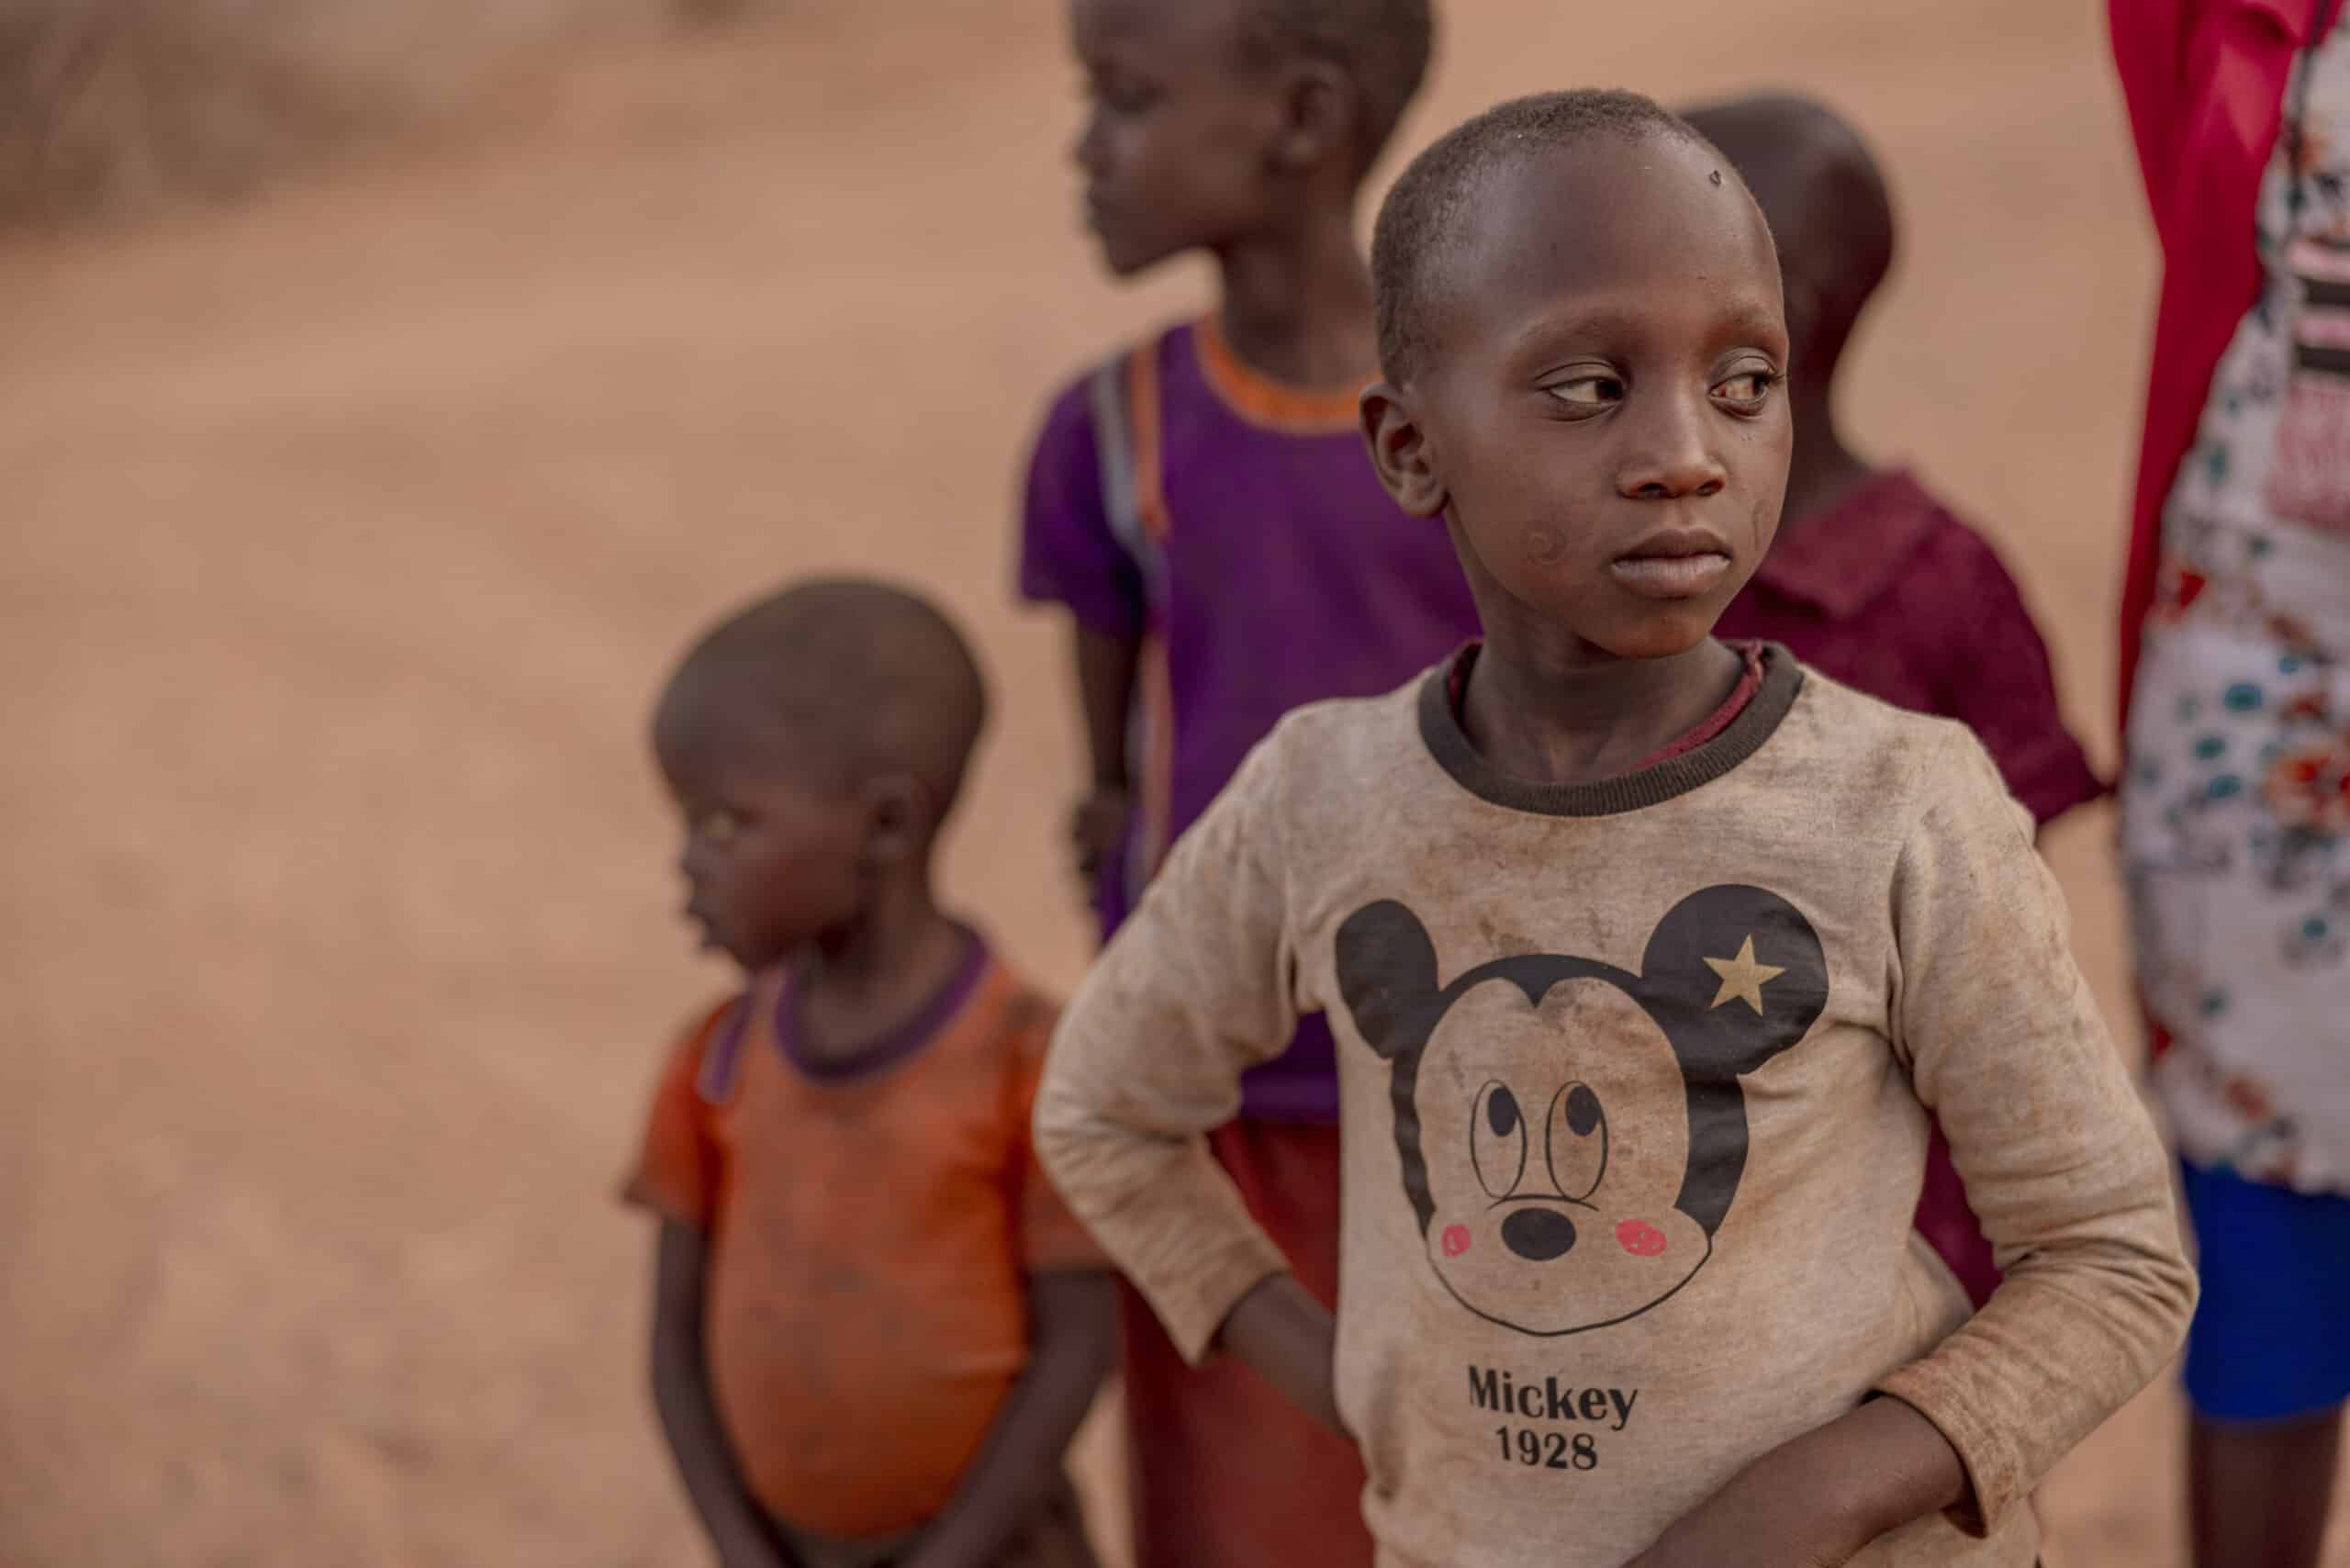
left=625, top=581, right=1113, bottom=1568
left=1035, top=91, right=2194, bottom=1566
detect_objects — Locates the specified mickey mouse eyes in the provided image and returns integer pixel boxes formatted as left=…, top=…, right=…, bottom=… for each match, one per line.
left=1472, top=1081, right=1528, bottom=1200
left=1473, top=1081, right=1608, bottom=1204
left=1545, top=1082, right=1609, bottom=1203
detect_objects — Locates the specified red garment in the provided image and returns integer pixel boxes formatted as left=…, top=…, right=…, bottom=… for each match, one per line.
left=2111, top=0, right=2338, bottom=726
left=1119, top=1123, right=1372, bottom=1568
left=1716, top=469, right=2105, bottom=828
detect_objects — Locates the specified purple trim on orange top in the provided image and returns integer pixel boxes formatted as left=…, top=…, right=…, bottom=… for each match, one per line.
left=1192, top=314, right=1368, bottom=434
left=695, top=994, right=755, bottom=1104
left=776, top=926, right=990, bottom=1084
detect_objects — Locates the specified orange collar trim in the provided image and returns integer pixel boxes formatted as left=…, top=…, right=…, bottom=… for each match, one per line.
left=1192, top=314, right=1368, bottom=434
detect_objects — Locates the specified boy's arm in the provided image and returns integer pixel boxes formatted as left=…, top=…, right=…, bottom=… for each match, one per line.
left=1639, top=728, right=2196, bottom=1565
left=649, top=1221, right=800, bottom=1568
left=1034, top=734, right=1309, bottom=1385
left=899, top=1271, right=1116, bottom=1568
left=1627, top=1396, right=1964, bottom=1568
left=1070, top=624, right=1140, bottom=893
left=1217, top=1272, right=1344, bottom=1436
left=1015, top=375, right=1147, bottom=902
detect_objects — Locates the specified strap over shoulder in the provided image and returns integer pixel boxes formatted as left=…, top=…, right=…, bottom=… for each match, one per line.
left=1087, top=332, right=1170, bottom=566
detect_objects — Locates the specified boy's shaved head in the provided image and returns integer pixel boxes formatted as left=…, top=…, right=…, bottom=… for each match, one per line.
left=1371, top=89, right=1732, bottom=384
left=656, top=578, right=988, bottom=820
left=1237, top=0, right=1435, bottom=173
left=1680, top=94, right=1894, bottom=381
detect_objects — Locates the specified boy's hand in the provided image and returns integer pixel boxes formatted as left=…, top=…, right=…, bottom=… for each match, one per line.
left=1069, top=786, right=1131, bottom=891
left=1623, top=1396, right=1966, bottom=1568
left=1619, top=1468, right=1854, bottom=1568
left=1215, top=1271, right=1345, bottom=1438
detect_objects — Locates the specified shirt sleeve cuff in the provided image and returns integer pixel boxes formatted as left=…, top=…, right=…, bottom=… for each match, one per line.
left=2015, top=753, right=2111, bottom=828
left=1138, top=1230, right=1293, bottom=1366
left=1868, top=1369, right=2015, bottom=1536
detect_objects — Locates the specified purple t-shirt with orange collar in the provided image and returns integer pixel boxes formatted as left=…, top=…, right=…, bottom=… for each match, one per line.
left=1019, top=317, right=1480, bottom=1122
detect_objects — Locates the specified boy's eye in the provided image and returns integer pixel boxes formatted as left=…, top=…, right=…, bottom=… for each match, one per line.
left=1086, top=74, right=1157, bottom=114
left=699, top=808, right=744, bottom=846
left=1711, top=367, right=1782, bottom=410
left=1543, top=375, right=1625, bottom=410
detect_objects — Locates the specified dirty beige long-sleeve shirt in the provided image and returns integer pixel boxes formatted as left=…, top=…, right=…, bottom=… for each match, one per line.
left=1035, top=648, right=2194, bottom=1568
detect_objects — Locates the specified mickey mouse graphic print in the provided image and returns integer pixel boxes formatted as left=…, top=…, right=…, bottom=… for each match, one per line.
left=1336, top=886, right=1828, bottom=1338
left=1035, top=647, right=2195, bottom=1568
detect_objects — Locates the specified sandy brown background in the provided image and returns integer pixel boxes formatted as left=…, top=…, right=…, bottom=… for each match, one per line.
left=5, top=0, right=2346, bottom=1562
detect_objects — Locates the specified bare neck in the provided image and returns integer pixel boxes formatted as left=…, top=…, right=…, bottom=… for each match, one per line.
left=794, top=875, right=967, bottom=1064
left=1213, top=197, right=1377, bottom=389
left=1460, top=603, right=1745, bottom=790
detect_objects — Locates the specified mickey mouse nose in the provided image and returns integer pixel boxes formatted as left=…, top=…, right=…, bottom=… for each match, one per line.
left=1501, top=1207, right=1578, bottom=1261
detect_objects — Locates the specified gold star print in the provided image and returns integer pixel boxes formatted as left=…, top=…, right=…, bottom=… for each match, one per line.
left=1705, top=935, right=1786, bottom=1014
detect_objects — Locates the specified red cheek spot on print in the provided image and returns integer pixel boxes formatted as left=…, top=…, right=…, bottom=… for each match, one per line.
left=1441, top=1224, right=1472, bottom=1258
left=1617, top=1219, right=1668, bottom=1257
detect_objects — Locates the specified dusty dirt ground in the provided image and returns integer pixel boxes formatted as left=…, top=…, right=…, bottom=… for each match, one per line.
left=5, top=0, right=2346, bottom=1563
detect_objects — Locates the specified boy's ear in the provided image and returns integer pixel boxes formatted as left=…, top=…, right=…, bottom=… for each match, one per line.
left=1269, top=57, right=1355, bottom=174
left=1360, top=382, right=1448, bottom=520
left=858, top=772, right=930, bottom=872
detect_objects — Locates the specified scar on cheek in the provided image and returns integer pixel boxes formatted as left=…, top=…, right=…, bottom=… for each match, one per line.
left=1617, top=1218, right=1668, bottom=1257
left=1709, top=169, right=1724, bottom=186
left=1442, top=1224, right=1472, bottom=1257
left=1524, top=529, right=1564, bottom=565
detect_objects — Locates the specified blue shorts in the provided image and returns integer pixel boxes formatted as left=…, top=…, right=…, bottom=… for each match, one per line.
left=2179, top=1159, right=2350, bottom=1423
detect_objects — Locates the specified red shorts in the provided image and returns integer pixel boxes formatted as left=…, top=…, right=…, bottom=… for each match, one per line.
left=1119, top=1120, right=1373, bottom=1568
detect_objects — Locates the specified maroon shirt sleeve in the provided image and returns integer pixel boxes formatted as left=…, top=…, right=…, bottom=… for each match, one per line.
left=1933, top=530, right=2109, bottom=827
left=1017, top=370, right=1146, bottom=642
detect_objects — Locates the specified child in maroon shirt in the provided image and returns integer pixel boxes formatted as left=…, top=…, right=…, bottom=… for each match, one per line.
left=1684, top=95, right=2106, bottom=1308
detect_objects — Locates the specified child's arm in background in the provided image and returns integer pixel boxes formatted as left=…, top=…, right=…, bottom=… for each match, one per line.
left=900, top=1271, right=1116, bottom=1568
left=1017, top=373, right=1149, bottom=910
left=1035, top=731, right=1337, bottom=1426
left=1069, top=625, right=1139, bottom=900
left=1631, top=727, right=2196, bottom=1568
left=649, top=1221, right=800, bottom=1568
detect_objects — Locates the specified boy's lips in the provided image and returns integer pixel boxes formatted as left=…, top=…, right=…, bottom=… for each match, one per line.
left=1610, top=526, right=1732, bottom=600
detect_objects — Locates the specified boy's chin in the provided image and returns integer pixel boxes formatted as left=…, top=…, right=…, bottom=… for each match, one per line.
left=1091, top=230, right=1178, bottom=279
left=1582, top=606, right=1728, bottom=664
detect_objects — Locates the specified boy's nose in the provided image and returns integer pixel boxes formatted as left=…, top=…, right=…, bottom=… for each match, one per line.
left=1617, top=394, right=1729, bottom=500
left=1072, top=116, right=1108, bottom=175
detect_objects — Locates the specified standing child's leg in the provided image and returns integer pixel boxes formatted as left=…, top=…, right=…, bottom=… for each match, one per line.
left=2189, top=1408, right=2344, bottom=1568
left=1119, top=1121, right=1373, bottom=1568
left=2177, top=1159, right=2350, bottom=1568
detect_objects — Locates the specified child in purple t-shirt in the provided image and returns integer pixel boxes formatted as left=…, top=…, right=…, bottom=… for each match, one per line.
left=1015, top=2, right=1475, bottom=1564
left=1681, top=95, right=2107, bottom=1313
